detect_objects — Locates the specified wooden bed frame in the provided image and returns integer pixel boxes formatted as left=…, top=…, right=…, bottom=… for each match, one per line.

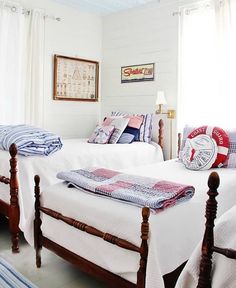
left=0, top=119, right=165, bottom=253
left=33, top=169, right=219, bottom=288
left=34, top=174, right=150, bottom=288
left=197, top=172, right=236, bottom=288
left=0, top=143, right=20, bottom=253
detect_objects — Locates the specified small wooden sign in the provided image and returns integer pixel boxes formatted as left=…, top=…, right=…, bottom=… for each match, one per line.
left=121, top=63, right=154, bottom=83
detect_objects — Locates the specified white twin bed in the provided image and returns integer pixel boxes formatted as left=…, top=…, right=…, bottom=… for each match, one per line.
left=3, top=138, right=163, bottom=236
left=0, top=119, right=164, bottom=253
left=34, top=160, right=236, bottom=288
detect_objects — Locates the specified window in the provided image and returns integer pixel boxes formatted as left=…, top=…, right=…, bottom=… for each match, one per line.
left=178, top=0, right=236, bottom=130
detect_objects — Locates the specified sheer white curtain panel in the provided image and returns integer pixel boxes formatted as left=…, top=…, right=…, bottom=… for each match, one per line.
left=0, top=2, right=25, bottom=124
left=0, top=2, right=45, bottom=126
left=178, top=0, right=236, bottom=130
left=24, top=9, right=45, bottom=127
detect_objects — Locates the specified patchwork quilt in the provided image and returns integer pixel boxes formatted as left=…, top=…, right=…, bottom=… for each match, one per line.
left=57, top=167, right=195, bottom=212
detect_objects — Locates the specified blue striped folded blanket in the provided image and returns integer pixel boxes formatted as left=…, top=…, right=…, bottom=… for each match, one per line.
left=0, top=125, right=63, bottom=156
left=57, top=167, right=195, bottom=212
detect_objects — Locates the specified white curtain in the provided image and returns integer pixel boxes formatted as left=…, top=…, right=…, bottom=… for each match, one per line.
left=178, top=0, right=236, bottom=130
left=0, top=2, right=25, bottom=124
left=0, top=1, right=45, bottom=126
left=24, top=9, right=45, bottom=127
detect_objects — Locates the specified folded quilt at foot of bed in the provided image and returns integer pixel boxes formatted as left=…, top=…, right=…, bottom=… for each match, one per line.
left=0, top=124, right=63, bottom=156
left=57, top=167, right=195, bottom=212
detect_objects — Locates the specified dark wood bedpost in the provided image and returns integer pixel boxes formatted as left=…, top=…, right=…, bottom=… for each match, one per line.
left=137, top=207, right=150, bottom=288
left=197, top=172, right=220, bottom=288
left=34, top=175, right=42, bottom=268
left=9, top=143, right=20, bottom=253
left=158, top=119, right=164, bottom=150
left=177, top=133, right=181, bottom=157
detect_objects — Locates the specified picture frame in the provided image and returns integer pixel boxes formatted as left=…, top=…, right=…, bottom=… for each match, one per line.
left=53, top=54, right=99, bottom=101
left=121, top=63, right=155, bottom=83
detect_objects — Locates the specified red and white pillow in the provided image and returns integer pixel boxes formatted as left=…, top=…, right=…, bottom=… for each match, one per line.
left=88, top=125, right=115, bottom=144
left=180, top=125, right=230, bottom=170
left=182, top=135, right=218, bottom=170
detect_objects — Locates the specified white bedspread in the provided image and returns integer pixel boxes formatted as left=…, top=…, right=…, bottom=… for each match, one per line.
left=36, top=160, right=236, bottom=288
left=0, top=138, right=163, bottom=235
left=176, top=205, right=236, bottom=288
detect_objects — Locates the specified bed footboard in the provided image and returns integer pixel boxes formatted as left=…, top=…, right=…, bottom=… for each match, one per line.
left=0, top=177, right=10, bottom=216
left=0, top=143, right=20, bottom=253
left=9, top=143, right=20, bottom=253
left=197, top=172, right=236, bottom=287
left=34, top=175, right=150, bottom=288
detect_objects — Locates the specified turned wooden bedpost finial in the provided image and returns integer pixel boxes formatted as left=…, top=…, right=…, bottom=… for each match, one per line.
left=137, top=207, right=150, bottom=288
left=158, top=119, right=164, bottom=150
left=197, top=172, right=220, bottom=288
left=9, top=143, right=20, bottom=253
left=34, top=175, right=42, bottom=268
left=9, top=143, right=17, bottom=158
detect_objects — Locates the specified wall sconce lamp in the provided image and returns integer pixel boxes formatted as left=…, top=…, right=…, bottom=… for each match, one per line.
left=156, top=91, right=166, bottom=114
left=155, top=91, right=176, bottom=159
left=156, top=91, right=176, bottom=119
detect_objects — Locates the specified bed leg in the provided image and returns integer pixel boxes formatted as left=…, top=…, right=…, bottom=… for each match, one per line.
left=9, top=143, right=20, bottom=253
left=34, top=175, right=42, bottom=268
left=9, top=212, right=20, bottom=253
left=137, top=207, right=150, bottom=288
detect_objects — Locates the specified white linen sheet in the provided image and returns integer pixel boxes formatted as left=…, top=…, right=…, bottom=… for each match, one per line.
left=175, top=204, right=236, bottom=288
left=0, top=138, right=163, bottom=233
left=36, top=160, right=236, bottom=288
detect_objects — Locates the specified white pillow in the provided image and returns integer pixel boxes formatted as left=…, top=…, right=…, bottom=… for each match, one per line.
left=182, top=134, right=218, bottom=171
left=103, top=117, right=129, bottom=144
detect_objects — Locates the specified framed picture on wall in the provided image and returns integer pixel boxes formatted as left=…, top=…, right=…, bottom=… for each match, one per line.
left=53, top=54, right=99, bottom=101
left=121, top=63, right=155, bottom=83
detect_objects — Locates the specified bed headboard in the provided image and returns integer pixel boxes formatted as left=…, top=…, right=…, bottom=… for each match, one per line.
left=158, top=119, right=164, bottom=149
left=177, top=133, right=181, bottom=157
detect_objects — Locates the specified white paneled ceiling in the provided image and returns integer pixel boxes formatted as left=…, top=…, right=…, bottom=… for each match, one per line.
left=52, top=0, right=159, bottom=15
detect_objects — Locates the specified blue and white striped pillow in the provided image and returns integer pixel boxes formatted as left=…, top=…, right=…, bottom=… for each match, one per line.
left=111, top=112, right=153, bottom=143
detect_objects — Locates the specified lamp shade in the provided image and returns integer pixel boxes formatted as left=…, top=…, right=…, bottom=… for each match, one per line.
left=156, top=91, right=167, bottom=105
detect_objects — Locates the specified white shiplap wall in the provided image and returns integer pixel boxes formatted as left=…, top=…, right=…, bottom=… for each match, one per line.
left=101, top=1, right=179, bottom=158
left=22, top=0, right=102, bottom=138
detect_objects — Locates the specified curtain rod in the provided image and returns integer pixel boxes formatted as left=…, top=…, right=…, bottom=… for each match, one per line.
left=172, top=2, right=214, bottom=16
left=3, top=3, right=61, bottom=21
left=171, top=0, right=226, bottom=17
left=172, top=7, right=198, bottom=16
